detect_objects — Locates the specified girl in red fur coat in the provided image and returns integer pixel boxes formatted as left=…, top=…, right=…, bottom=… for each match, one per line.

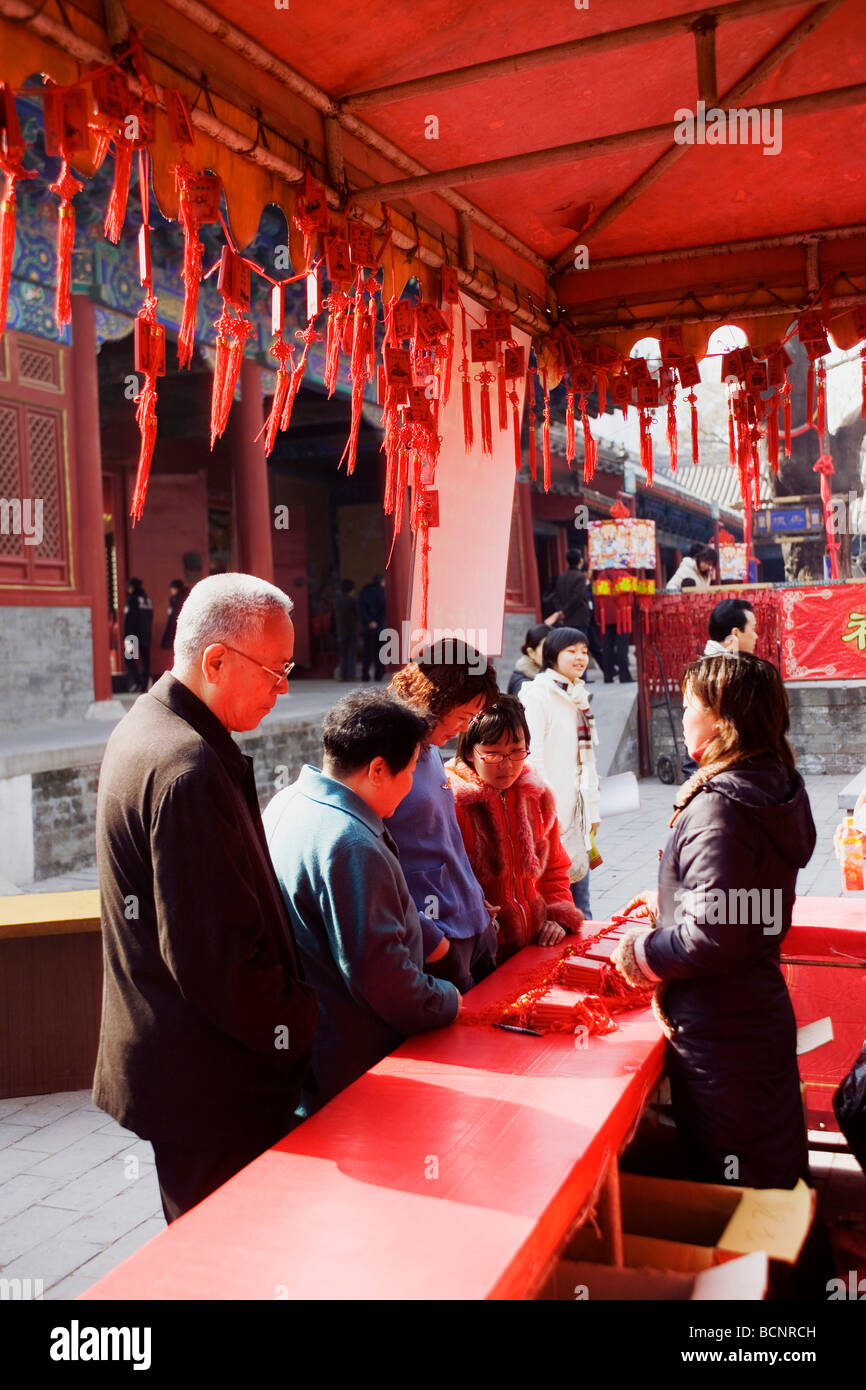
left=445, top=695, right=583, bottom=963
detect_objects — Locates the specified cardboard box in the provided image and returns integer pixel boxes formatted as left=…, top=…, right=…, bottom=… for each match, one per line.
left=619, top=1173, right=815, bottom=1272
left=537, top=1251, right=767, bottom=1301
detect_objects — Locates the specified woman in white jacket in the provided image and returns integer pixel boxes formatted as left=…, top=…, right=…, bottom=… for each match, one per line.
left=519, top=626, right=600, bottom=917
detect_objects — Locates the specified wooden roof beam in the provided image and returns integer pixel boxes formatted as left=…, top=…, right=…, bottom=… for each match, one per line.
left=352, top=80, right=866, bottom=205
left=551, top=0, right=848, bottom=268
left=340, top=0, right=806, bottom=111
left=693, top=15, right=719, bottom=107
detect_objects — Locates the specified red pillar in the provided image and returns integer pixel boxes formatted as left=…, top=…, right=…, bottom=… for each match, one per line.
left=233, top=358, right=274, bottom=583
left=70, top=294, right=112, bottom=702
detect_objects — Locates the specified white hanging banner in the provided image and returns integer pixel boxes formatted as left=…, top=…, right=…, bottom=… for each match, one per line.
left=407, top=293, right=531, bottom=657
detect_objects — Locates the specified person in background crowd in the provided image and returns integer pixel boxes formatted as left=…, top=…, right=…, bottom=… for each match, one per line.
left=507, top=619, right=556, bottom=696
left=160, top=578, right=189, bottom=658
left=592, top=568, right=634, bottom=684
left=334, top=578, right=359, bottom=682
left=94, top=574, right=317, bottom=1222
left=705, top=598, right=758, bottom=656
left=358, top=573, right=387, bottom=682
left=612, top=654, right=815, bottom=1189
left=123, top=577, right=154, bottom=693
left=546, top=548, right=604, bottom=669
left=519, top=626, right=600, bottom=918
left=665, top=544, right=717, bottom=592
left=264, top=691, right=460, bottom=1117
left=446, top=695, right=583, bottom=963
left=681, top=599, right=759, bottom=778
left=386, top=642, right=501, bottom=992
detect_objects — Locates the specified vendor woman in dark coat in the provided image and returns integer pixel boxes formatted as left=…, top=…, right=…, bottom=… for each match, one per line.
left=612, top=653, right=815, bottom=1189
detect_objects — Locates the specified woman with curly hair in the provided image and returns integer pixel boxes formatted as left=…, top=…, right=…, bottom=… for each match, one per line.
left=612, top=653, right=815, bottom=1189
left=445, top=695, right=583, bottom=963
left=385, top=640, right=501, bottom=993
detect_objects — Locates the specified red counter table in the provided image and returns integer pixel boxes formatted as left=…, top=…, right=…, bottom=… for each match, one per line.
left=81, top=939, right=664, bottom=1302
left=786, top=897, right=866, bottom=1131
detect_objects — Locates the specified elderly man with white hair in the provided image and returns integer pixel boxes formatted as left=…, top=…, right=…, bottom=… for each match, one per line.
left=93, top=573, right=318, bottom=1222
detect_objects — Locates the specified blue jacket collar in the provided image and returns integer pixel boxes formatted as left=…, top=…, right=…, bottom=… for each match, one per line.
left=296, top=764, right=385, bottom=838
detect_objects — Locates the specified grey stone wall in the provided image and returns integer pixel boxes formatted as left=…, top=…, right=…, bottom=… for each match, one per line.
left=240, top=719, right=326, bottom=812
left=0, top=606, right=93, bottom=726
left=493, top=609, right=535, bottom=691
left=649, top=682, right=866, bottom=778
left=786, top=683, right=866, bottom=775
left=32, top=764, right=101, bottom=879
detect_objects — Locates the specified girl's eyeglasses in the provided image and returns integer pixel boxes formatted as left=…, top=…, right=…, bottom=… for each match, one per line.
left=474, top=749, right=530, bottom=765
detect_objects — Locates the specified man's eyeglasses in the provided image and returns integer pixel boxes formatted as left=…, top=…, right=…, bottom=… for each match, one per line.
left=222, top=645, right=295, bottom=687
left=475, top=749, right=530, bottom=765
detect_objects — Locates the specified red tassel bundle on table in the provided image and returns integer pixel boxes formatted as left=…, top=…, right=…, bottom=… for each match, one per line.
left=174, top=163, right=221, bottom=368
left=0, top=83, right=37, bottom=339
left=49, top=162, right=84, bottom=330
left=129, top=294, right=165, bottom=523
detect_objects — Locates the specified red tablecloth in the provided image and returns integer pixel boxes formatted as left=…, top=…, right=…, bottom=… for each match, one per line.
left=82, top=937, right=663, bottom=1301
left=787, top=897, right=866, bottom=1131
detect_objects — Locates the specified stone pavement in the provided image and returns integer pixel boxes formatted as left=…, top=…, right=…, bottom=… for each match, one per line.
left=0, top=771, right=861, bottom=1298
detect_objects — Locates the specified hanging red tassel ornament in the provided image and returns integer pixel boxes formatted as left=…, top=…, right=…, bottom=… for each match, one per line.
left=497, top=356, right=508, bottom=431
left=340, top=273, right=377, bottom=476
left=766, top=393, right=780, bottom=474
left=565, top=386, right=575, bottom=465
left=639, top=408, right=653, bottom=486
left=129, top=293, right=165, bottom=524
left=262, top=338, right=295, bottom=456
left=507, top=387, right=521, bottom=470
left=0, top=84, right=36, bottom=339
left=727, top=391, right=737, bottom=470
left=666, top=392, right=678, bottom=473
left=323, top=289, right=349, bottom=397
left=476, top=366, right=495, bottom=456
left=209, top=307, right=233, bottom=449
left=104, top=136, right=133, bottom=244
left=459, top=302, right=473, bottom=450
left=49, top=162, right=83, bottom=330
left=0, top=159, right=35, bottom=341
left=860, top=344, right=866, bottom=420
left=579, top=393, right=597, bottom=483
left=526, top=367, right=537, bottom=481
left=782, top=376, right=792, bottom=457
left=814, top=452, right=840, bottom=580
left=541, top=368, right=551, bottom=491
left=687, top=390, right=699, bottom=465
left=174, top=164, right=221, bottom=369
left=815, top=360, right=826, bottom=437
left=281, top=319, right=321, bottom=434
left=806, top=360, right=815, bottom=430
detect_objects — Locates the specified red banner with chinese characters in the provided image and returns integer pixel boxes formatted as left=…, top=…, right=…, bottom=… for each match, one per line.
left=779, top=584, right=866, bottom=680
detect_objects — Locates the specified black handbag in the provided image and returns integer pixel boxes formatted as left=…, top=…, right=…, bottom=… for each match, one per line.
left=833, top=1041, right=866, bottom=1173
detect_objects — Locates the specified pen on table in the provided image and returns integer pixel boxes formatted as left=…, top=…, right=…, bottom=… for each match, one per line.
left=493, top=1022, right=544, bottom=1037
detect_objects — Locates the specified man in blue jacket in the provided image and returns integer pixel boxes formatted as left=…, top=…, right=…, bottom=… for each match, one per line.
left=264, top=690, right=460, bottom=1117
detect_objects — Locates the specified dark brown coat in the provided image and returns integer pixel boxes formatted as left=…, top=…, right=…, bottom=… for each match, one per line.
left=93, top=673, right=318, bottom=1147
